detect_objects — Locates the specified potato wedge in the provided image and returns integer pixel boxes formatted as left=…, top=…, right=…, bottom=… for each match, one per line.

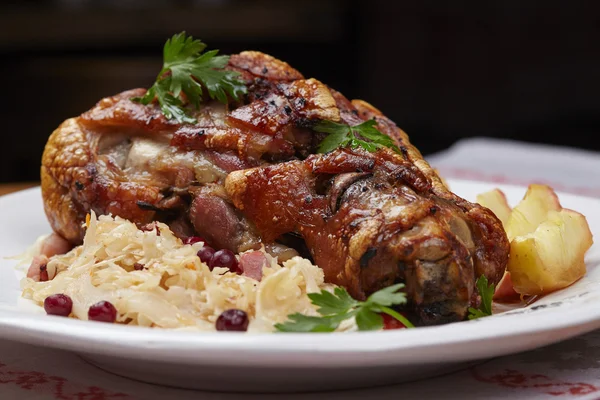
left=476, top=189, right=511, bottom=227
left=508, top=209, right=593, bottom=295
left=505, top=184, right=561, bottom=240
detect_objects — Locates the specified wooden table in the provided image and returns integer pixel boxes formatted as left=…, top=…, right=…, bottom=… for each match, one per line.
left=0, top=182, right=39, bottom=197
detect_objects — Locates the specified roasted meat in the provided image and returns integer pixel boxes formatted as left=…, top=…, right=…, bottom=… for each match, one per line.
left=41, top=51, right=509, bottom=325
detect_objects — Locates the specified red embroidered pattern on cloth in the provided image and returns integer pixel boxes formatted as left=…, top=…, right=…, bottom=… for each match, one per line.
left=471, top=367, right=600, bottom=396
left=0, top=362, right=134, bottom=400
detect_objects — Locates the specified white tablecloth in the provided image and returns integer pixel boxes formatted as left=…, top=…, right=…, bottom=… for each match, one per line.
left=2, top=138, right=600, bottom=400
left=427, top=137, right=600, bottom=198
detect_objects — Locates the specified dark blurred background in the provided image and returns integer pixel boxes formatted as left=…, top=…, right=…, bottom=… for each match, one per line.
left=1, top=0, right=599, bottom=182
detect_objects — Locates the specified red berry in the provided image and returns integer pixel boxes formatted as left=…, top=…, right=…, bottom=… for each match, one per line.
left=216, top=309, right=249, bottom=331
left=44, top=294, right=73, bottom=317
left=88, top=300, right=117, bottom=323
left=197, top=246, right=216, bottom=264
left=209, top=249, right=239, bottom=272
left=382, top=313, right=407, bottom=330
left=133, top=262, right=145, bottom=271
left=184, top=236, right=204, bottom=245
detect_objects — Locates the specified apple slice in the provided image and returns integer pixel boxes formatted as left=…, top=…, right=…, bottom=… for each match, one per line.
left=508, top=209, right=593, bottom=295
left=506, top=184, right=562, bottom=240
left=493, top=271, right=521, bottom=301
left=476, top=189, right=511, bottom=227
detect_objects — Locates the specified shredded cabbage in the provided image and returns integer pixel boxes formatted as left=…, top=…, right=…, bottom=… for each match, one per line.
left=21, top=212, right=340, bottom=332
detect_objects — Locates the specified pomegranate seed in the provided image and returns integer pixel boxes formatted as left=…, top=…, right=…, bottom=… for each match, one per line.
left=382, top=313, right=407, bottom=330
left=88, top=300, right=117, bottom=323
left=216, top=309, right=249, bottom=331
left=209, top=249, right=239, bottom=272
left=197, top=246, right=216, bottom=264
left=133, top=263, right=145, bottom=271
left=44, top=294, right=73, bottom=317
left=184, top=236, right=204, bottom=245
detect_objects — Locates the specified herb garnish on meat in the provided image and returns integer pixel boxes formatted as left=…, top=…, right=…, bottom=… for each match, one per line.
left=315, top=119, right=401, bottom=154
left=133, top=32, right=247, bottom=124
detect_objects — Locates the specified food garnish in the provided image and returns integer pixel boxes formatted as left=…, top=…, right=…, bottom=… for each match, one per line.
left=315, top=119, right=401, bottom=154
left=88, top=300, right=118, bottom=323
left=478, top=185, right=593, bottom=297
left=197, top=246, right=216, bottom=264
left=382, top=313, right=408, bottom=330
left=209, top=249, right=239, bottom=272
left=505, top=184, right=561, bottom=241
left=44, top=294, right=73, bottom=317
left=468, top=275, right=495, bottom=320
left=132, top=32, right=247, bottom=124
left=216, top=309, right=249, bottom=332
left=509, top=208, right=593, bottom=295
left=275, top=284, right=414, bottom=332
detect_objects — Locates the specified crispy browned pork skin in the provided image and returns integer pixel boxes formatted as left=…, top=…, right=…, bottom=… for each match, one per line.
left=41, top=51, right=509, bottom=325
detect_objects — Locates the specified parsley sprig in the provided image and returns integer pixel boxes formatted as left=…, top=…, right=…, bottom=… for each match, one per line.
left=314, top=119, right=400, bottom=154
left=468, top=275, right=495, bottom=319
left=275, top=284, right=414, bottom=332
left=133, top=32, right=247, bottom=124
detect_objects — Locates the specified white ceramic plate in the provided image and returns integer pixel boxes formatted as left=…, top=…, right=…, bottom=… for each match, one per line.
left=0, top=179, right=599, bottom=393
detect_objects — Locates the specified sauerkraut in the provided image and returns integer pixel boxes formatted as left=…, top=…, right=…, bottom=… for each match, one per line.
left=21, top=212, right=343, bottom=332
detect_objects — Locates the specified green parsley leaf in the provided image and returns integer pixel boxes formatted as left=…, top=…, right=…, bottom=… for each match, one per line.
left=313, top=120, right=349, bottom=135
left=153, top=80, right=197, bottom=124
left=317, top=130, right=351, bottom=153
left=308, top=286, right=358, bottom=315
left=355, top=120, right=398, bottom=149
left=132, top=32, right=247, bottom=124
left=365, top=283, right=407, bottom=307
left=314, top=119, right=401, bottom=154
left=274, top=314, right=343, bottom=333
left=275, top=284, right=413, bottom=333
left=314, top=120, right=351, bottom=153
left=163, top=33, right=207, bottom=68
left=467, top=308, right=488, bottom=320
left=468, top=275, right=495, bottom=320
left=355, top=308, right=383, bottom=331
